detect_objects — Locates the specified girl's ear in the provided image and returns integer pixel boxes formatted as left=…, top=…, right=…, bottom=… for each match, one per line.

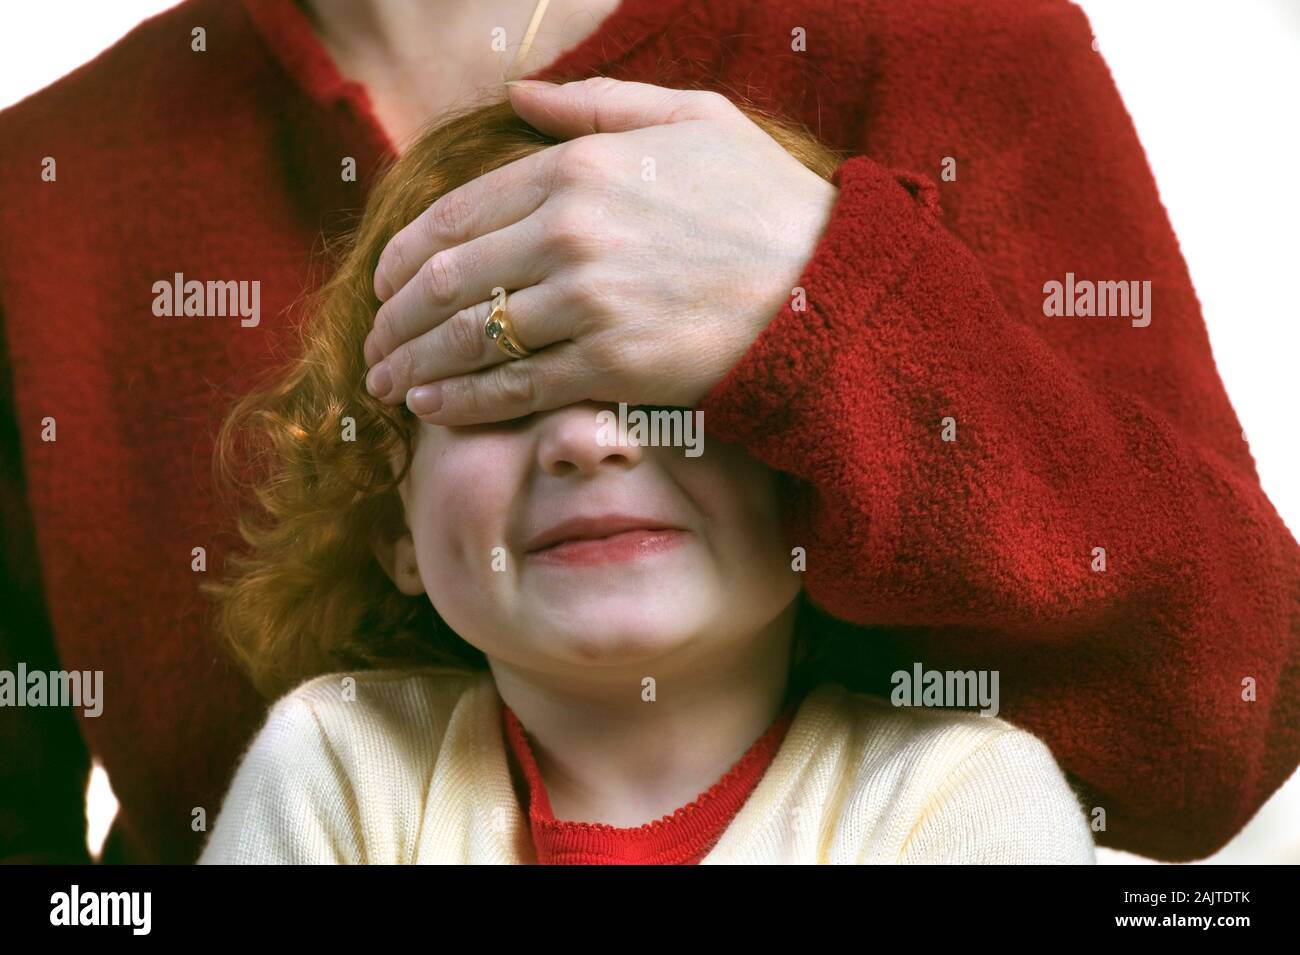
left=371, top=527, right=426, bottom=597
left=372, top=469, right=424, bottom=596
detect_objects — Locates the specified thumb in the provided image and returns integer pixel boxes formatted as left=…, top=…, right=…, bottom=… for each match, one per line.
left=504, top=76, right=729, bottom=138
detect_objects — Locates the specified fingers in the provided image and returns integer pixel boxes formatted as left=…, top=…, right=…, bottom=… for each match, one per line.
left=407, top=340, right=589, bottom=426
left=506, top=76, right=739, bottom=139
left=367, top=281, right=576, bottom=405
left=372, top=147, right=552, bottom=303
left=365, top=212, right=551, bottom=368
left=372, top=79, right=739, bottom=305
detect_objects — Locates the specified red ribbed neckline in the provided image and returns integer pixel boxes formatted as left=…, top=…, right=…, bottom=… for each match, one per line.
left=502, top=699, right=798, bottom=865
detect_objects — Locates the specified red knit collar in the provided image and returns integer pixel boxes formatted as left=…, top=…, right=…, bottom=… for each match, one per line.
left=501, top=698, right=798, bottom=865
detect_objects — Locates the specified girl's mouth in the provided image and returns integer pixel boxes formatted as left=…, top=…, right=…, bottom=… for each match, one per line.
left=525, top=528, right=688, bottom=566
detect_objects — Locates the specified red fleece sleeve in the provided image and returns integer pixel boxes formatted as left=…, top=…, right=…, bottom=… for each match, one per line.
left=698, top=148, right=1300, bottom=861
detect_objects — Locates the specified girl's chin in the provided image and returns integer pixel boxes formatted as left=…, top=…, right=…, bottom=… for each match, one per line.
left=544, top=634, right=697, bottom=666
left=561, top=611, right=700, bottom=634
left=516, top=617, right=709, bottom=660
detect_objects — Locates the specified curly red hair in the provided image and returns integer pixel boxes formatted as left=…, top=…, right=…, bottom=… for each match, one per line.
left=202, top=87, right=852, bottom=700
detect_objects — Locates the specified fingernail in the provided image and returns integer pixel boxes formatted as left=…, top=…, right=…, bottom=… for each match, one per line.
left=504, top=79, right=554, bottom=90
left=407, top=384, right=442, bottom=415
left=366, top=361, right=391, bottom=398
left=374, top=270, right=392, bottom=302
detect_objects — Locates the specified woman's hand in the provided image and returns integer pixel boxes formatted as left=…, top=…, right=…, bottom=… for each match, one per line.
left=363, top=77, right=838, bottom=425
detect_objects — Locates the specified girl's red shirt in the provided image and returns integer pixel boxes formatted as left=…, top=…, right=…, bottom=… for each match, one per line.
left=501, top=700, right=798, bottom=865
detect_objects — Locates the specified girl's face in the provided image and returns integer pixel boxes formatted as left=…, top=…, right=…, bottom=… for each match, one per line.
left=381, top=402, right=802, bottom=679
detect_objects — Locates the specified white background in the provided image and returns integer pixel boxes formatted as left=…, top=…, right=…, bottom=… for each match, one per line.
left=2, top=1, right=1297, bottom=864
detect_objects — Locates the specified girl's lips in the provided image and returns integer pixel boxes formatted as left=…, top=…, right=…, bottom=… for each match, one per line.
left=525, top=528, right=688, bottom=566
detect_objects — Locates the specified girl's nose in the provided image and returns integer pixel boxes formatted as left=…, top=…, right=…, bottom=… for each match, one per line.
left=534, top=402, right=645, bottom=477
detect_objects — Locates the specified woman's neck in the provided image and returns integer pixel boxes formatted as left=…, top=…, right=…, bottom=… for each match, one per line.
left=298, top=0, right=622, bottom=149
left=489, top=599, right=801, bottom=828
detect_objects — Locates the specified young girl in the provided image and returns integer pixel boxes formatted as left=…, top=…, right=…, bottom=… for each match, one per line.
left=196, top=95, right=1095, bottom=865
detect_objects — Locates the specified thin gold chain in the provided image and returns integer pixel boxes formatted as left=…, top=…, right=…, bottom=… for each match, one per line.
left=508, top=0, right=552, bottom=80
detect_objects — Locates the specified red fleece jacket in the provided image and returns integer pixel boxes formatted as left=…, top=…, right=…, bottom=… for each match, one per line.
left=0, top=0, right=1295, bottom=864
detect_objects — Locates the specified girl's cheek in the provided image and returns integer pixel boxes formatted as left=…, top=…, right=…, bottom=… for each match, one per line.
left=671, top=447, right=783, bottom=549
left=412, top=440, right=519, bottom=573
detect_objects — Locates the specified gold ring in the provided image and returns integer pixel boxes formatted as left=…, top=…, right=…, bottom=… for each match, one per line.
left=483, top=301, right=534, bottom=360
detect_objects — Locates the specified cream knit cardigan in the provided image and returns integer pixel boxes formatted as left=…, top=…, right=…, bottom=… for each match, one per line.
left=197, top=667, right=1096, bottom=864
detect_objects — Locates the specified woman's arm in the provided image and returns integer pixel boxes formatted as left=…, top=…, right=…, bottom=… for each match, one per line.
left=697, top=6, right=1299, bottom=861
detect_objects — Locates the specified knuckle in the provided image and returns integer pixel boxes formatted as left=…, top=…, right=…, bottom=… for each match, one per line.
left=584, top=332, right=622, bottom=378
left=496, top=361, right=537, bottom=409
left=371, top=304, right=394, bottom=354
left=378, top=242, right=404, bottom=290
left=428, top=191, right=468, bottom=242
left=565, top=263, right=609, bottom=311
left=547, top=160, right=582, bottom=192
left=547, top=205, right=599, bottom=260
left=387, top=343, right=415, bottom=391
left=419, top=253, right=459, bottom=308
left=553, top=138, right=607, bottom=186
left=699, top=89, right=736, bottom=118
left=448, top=307, right=486, bottom=363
